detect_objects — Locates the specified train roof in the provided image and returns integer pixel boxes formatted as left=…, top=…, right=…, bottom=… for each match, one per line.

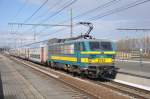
left=15, top=37, right=113, bottom=48
left=47, top=38, right=113, bottom=44
left=64, top=38, right=112, bottom=43
left=47, top=38, right=113, bottom=46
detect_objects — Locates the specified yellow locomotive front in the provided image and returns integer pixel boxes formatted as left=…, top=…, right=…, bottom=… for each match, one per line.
left=79, top=40, right=117, bottom=78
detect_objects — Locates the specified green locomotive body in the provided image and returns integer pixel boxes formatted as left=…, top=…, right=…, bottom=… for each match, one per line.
left=47, top=39, right=116, bottom=78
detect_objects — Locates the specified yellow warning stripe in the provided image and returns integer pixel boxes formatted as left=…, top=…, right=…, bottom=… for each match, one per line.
left=81, top=51, right=116, bottom=55
left=51, top=56, right=77, bottom=62
left=81, top=58, right=113, bottom=63
left=104, top=51, right=116, bottom=54
left=81, top=51, right=101, bottom=54
left=51, top=56, right=113, bottom=64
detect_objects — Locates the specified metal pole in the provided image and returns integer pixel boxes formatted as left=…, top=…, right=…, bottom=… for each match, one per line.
left=139, top=48, right=143, bottom=72
left=70, top=8, right=73, bottom=37
left=34, top=28, right=36, bottom=42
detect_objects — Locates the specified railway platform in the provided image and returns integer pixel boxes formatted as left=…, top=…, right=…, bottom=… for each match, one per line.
left=0, top=54, right=91, bottom=99
left=116, top=59, right=150, bottom=78
left=1, top=53, right=150, bottom=99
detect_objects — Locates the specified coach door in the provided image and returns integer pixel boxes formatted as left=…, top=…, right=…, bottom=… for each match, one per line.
left=41, top=47, right=44, bottom=63
left=27, top=48, right=29, bottom=60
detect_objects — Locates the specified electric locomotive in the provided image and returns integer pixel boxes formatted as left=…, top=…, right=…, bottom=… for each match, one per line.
left=47, top=22, right=117, bottom=78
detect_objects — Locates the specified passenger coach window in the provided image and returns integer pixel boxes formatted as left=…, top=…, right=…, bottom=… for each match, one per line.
left=64, top=44, right=74, bottom=54
left=49, top=44, right=74, bottom=54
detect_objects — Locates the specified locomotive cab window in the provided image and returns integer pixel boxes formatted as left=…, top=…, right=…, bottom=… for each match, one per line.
left=100, top=42, right=112, bottom=50
left=89, top=42, right=100, bottom=51
left=75, top=42, right=85, bottom=51
left=89, top=41, right=112, bottom=51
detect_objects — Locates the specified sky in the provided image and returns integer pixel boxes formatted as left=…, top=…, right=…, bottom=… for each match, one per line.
left=0, top=0, right=150, bottom=47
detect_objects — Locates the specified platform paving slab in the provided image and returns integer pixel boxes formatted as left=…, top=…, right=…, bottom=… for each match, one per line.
left=0, top=54, right=90, bottom=99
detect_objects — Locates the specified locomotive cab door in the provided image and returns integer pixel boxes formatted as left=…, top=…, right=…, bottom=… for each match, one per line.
left=75, top=42, right=85, bottom=63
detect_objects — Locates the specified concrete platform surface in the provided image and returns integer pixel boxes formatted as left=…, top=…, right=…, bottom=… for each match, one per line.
left=115, top=60, right=150, bottom=91
left=115, top=73, right=150, bottom=90
left=0, top=54, right=91, bottom=99
left=116, top=60, right=150, bottom=78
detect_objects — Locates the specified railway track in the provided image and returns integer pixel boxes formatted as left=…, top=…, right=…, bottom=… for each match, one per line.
left=94, top=80, right=150, bottom=99
left=9, top=55, right=150, bottom=99
left=118, top=71, right=150, bottom=79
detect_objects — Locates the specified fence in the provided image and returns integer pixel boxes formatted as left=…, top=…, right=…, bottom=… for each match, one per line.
left=116, top=50, right=147, bottom=60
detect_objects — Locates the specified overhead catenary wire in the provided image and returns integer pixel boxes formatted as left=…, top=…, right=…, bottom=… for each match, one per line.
left=44, top=0, right=121, bottom=25
left=117, top=28, right=150, bottom=31
left=12, top=0, right=28, bottom=21
left=8, top=23, right=71, bottom=27
left=23, top=0, right=48, bottom=23
left=34, top=0, right=63, bottom=20
left=73, top=0, right=121, bottom=19
left=23, top=0, right=78, bottom=34
left=16, top=0, right=62, bottom=34
left=15, top=0, right=150, bottom=43
left=23, top=28, right=66, bottom=45
left=36, top=0, right=121, bottom=36
left=9, top=0, right=76, bottom=47
left=90, top=0, right=150, bottom=21
left=40, top=0, right=150, bottom=39
left=38, top=0, right=78, bottom=24
left=10, top=0, right=28, bottom=42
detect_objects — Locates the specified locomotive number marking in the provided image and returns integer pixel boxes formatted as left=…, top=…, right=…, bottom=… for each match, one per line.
left=98, top=58, right=106, bottom=63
